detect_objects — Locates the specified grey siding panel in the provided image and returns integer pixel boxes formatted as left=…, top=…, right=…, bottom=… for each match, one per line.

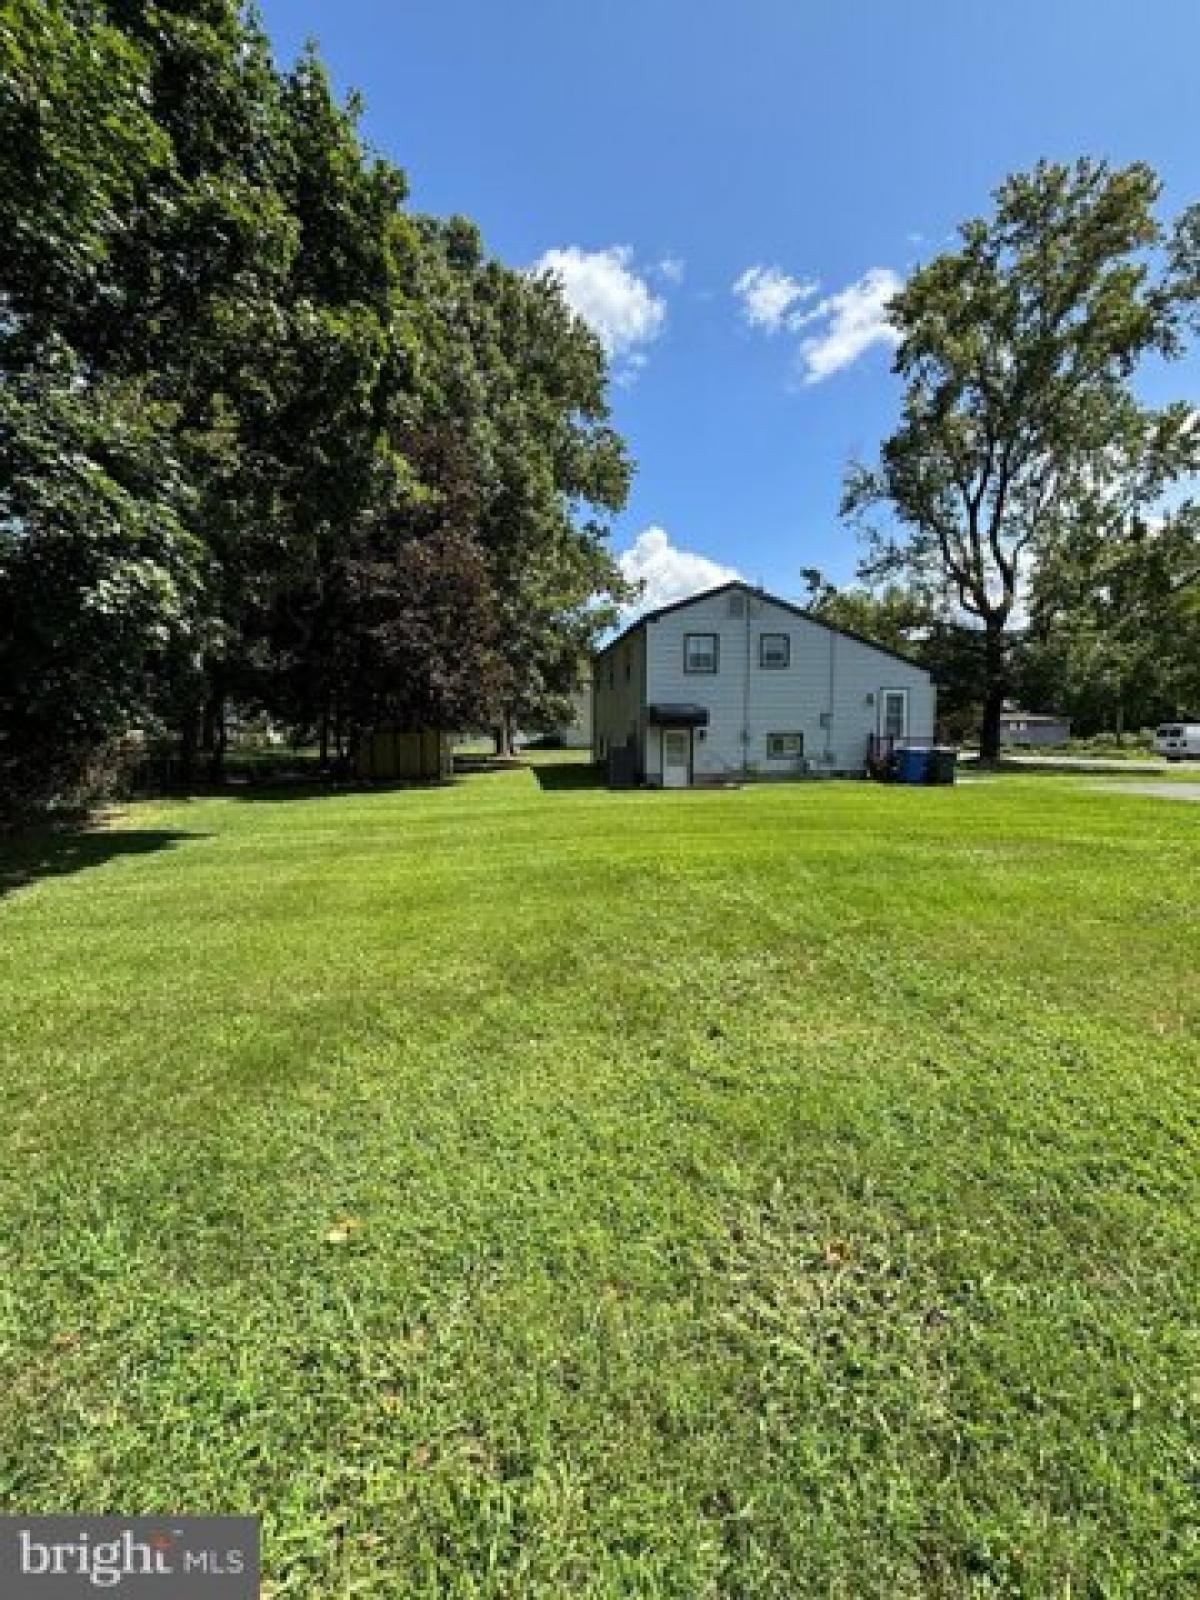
left=643, top=591, right=751, bottom=779
left=824, top=632, right=935, bottom=771
left=592, top=628, right=646, bottom=770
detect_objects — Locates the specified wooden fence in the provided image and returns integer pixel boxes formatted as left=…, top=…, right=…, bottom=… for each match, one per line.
left=355, top=728, right=452, bottom=781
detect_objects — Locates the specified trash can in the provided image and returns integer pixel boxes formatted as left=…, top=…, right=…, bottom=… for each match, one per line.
left=895, top=745, right=932, bottom=785
left=928, top=746, right=958, bottom=786
left=607, top=745, right=638, bottom=789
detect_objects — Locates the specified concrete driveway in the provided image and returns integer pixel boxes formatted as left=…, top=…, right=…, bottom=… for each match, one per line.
left=1094, top=781, right=1200, bottom=802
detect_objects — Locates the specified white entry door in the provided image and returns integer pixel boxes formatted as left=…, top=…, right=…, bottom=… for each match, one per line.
left=662, top=729, right=691, bottom=788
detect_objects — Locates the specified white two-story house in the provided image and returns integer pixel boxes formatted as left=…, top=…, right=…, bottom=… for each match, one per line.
left=592, top=580, right=936, bottom=786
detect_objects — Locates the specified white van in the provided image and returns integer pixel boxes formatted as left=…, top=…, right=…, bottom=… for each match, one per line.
left=1154, top=723, right=1200, bottom=761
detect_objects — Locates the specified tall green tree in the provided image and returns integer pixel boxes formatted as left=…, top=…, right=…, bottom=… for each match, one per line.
left=448, top=243, right=633, bottom=752
left=0, top=361, right=201, bottom=813
left=204, top=43, right=419, bottom=772
left=843, top=159, right=1199, bottom=758
left=1, top=2, right=636, bottom=812
left=0, top=0, right=201, bottom=814
left=1022, top=504, right=1200, bottom=734
left=108, top=0, right=302, bottom=779
left=800, top=569, right=935, bottom=658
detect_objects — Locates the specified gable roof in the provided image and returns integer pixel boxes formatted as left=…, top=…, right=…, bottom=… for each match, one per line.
left=594, top=580, right=928, bottom=673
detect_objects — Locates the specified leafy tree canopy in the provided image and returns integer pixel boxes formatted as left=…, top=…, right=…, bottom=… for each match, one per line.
left=843, top=158, right=1200, bottom=756
left=0, top=1, right=632, bottom=813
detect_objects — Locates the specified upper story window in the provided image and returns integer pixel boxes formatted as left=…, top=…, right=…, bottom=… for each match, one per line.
left=759, top=632, right=790, bottom=669
left=684, top=632, right=719, bottom=674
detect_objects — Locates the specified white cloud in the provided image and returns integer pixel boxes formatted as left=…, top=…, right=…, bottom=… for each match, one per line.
left=657, top=256, right=685, bottom=284
left=794, top=267, right=902, bottom=383
left=532, top=245, right=666, bottom=364
left=734, top=262, right=903, bottom=383
left=732, top=265, right=818, bottom=331
left=618, top=526, right=740, bottom=614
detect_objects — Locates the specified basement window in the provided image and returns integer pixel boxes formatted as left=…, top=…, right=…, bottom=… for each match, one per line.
left=767, top=732, right=804, bottom=759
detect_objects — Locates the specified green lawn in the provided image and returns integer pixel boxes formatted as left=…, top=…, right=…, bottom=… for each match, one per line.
left=1, top=763, right=1197, bottom=1597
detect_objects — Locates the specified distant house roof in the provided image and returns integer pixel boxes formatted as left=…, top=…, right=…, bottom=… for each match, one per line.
left=999, top=710, right=1071, bottom=724
left=594, top=579, right=927, bottom=672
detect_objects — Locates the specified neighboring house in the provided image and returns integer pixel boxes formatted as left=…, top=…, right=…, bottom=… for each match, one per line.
left=592, top=580, right=936, bottom=786
left=555, top=676, right=593, bottom=749
left=999, top=710, right=1071, bottom=747
left=517, top=671, right=593, bottom=748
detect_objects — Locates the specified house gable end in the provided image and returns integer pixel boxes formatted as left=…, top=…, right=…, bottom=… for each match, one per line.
left=593, top=580, right=929, bottom=677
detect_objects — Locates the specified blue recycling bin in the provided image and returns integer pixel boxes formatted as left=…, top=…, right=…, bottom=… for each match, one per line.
left=895, top=745, right=932, bottom=785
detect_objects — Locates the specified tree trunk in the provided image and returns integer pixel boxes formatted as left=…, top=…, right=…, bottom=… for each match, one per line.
left=209, top=697, right=227, bottom=782
left=205, top=679, right=227, bottom=782
left=978, top=624, right=1007, bottom=762
left=333, top=695, right=346, bottom=765
left=178, top=703, right=200, bottom=789
left=318, top=697, right=331, bottom=769
left=494, top=719, right=513, bottom=759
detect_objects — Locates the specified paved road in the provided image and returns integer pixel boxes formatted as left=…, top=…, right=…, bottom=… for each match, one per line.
left=964, top=753, right=1174, bottom=773
left=1094, top=782, right=1200, bottom=803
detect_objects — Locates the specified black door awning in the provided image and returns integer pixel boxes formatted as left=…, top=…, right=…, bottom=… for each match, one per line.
left=646, top=703, right=710, bottom=727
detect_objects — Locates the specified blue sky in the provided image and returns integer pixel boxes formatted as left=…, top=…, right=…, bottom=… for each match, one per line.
left=260, top=0, right=1200, bottom=608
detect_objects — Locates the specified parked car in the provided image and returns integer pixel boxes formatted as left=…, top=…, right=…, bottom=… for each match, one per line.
left=1153, top=723, right=1200, bottom=761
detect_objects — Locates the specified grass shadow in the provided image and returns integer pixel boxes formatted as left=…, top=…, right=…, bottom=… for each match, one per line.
left=453, top=755, right=526, bottom=775
left=531, top=761, right=608, bottom=792
left=222, top=776, right=457, bottom=803
left=0, top=826, right=207, bottom=901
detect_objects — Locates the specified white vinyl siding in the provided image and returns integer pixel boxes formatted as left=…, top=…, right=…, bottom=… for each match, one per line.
left=639, top=588, right=935, bottom=778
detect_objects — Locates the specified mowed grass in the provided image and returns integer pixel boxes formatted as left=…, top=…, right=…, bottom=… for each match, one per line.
left=0, top=763, right=1197, bottom=1597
